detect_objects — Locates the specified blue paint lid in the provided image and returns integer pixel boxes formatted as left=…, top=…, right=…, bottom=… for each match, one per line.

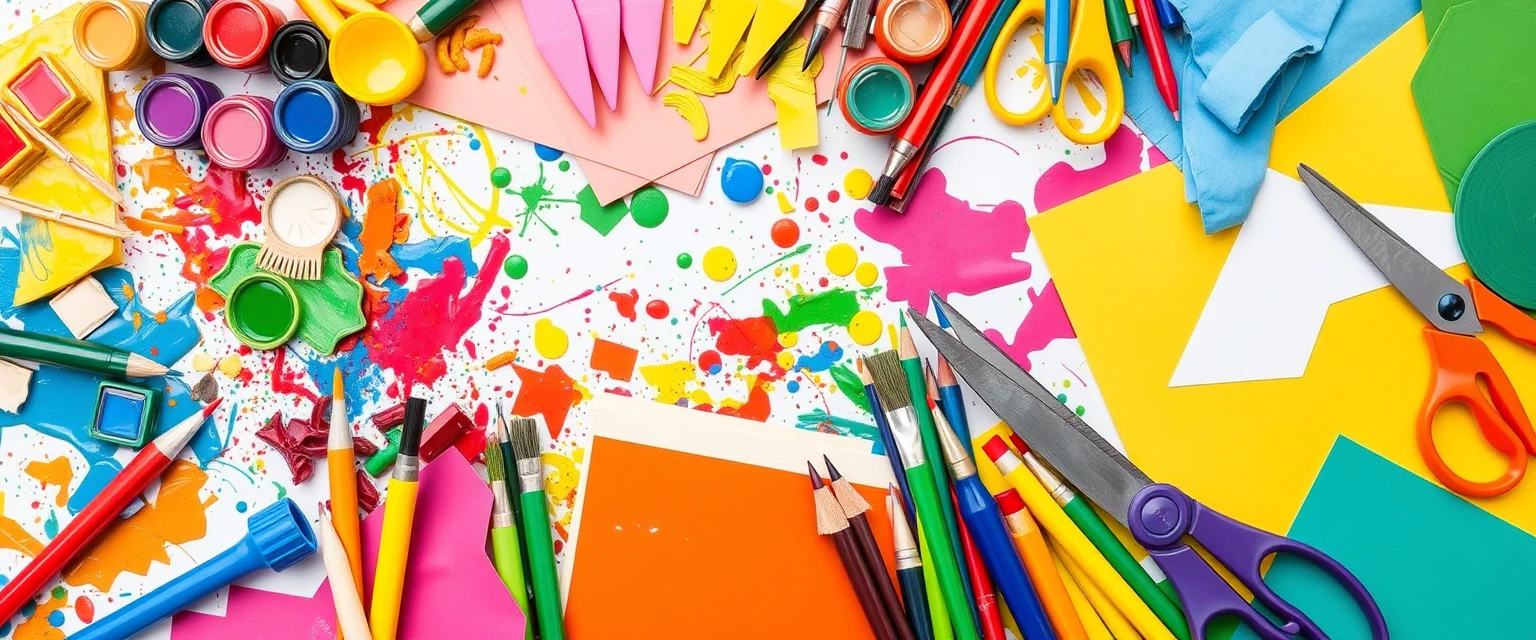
left=274, top=80, right=360, bottom=155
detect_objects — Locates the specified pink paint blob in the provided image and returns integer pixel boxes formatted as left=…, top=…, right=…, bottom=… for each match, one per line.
left=1033, top=125, right=1165, bottom=213
left=982, top=280, right=1075, bottom=372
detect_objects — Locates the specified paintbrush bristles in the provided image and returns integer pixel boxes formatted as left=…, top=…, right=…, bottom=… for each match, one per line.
left=813, top=485, right=851, bottom=535
left=484, top=429, right=507, bottom=483
left=865, top=351, right=911, bottom=411
left=506, top=417, right=542, bottom=462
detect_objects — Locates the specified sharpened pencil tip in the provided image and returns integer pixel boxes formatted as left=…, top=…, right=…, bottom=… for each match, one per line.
left=823, top=455, right=842, bottom=480
left=1117, top=42, right=1133, bottom=71
left=807, top=461, right=824, bottom=488
left=1172, top=110, right=1181, bottom=122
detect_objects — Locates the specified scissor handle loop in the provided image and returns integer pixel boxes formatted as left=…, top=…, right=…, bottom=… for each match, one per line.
left=984, top=3, right=1053, bottom=126
left=1052, top=57, right=1123, bottom=145
left=1417, top=328, right=1536, bottom=498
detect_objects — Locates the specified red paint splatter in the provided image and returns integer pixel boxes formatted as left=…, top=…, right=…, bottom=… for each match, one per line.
left=75, top=596, right=94, bottom=623
left=591, top=339, right=639, bottom=381
left=827, top=190, right=840, bottom=203
left=805, top=197, right=820, bottom=212
left=333, top=149, right=368, bottom=202
left=136, top=157, right=262, bottom=312
left=840, top=151, right=849, bottom=160
left=608, top=289, right=639, bottom=321
left=271, top=348, right=319, bottom=403
left=358, top=105, right=394, bottom=144
left=707, top=316, right=782, bottom=370
left=982, top=281, right=1076, bottom=371
left=698, top=350, right=722, bottom=374
left=713, top=375, right=774, bottom=421
left=645, top=300, right=670, bottom=319
left=811, top=154, right=828, bottom=166
left=364, top=235, right=510, bottom=388
left=770, top=218, right=800, bottom=248
left=762, top=164, right=772, bottom=176
left=1034, top=125, right=1159, bottom=212
left=512, top=364, right=584, bottom=439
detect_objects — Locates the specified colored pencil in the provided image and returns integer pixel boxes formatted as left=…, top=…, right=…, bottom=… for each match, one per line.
left=0, top=190, right=131, bottom=238
left=1044, top=0, right=1069, bottom=102
left=318, top=504, right=374, bottom=640
left=866, top=351, right=980, bottom=640
left=328, top=369, right=364, bottom=626
left=826, top=456, right=917, bottom=640
left=370, top=397, right=426, bottom=640
left=0, top=399, right=222, bottom=622
left=889, top=486, right=935, bottom=640
left=1129, top=0, right=1178, bottom=119
left=0, top=325, right=167, bottom=378
left=860, top=358, right=917, bottom=531
left=952, top=484, right=1007, bottom=640
left=2, top=103, right=125, bottom=207
left=1060, top=550, right=1137, bottom=640
left=510, top=416, right=568, bottom=640
left=1104, top=0, right=1134, bottom=70
left=812, top=462, right=901, bottom=640
left=935, top=357, right=973, bottom=457
left=486, top=420, right=534, bottom=640
left=995, top=489, right=1088, bottom=640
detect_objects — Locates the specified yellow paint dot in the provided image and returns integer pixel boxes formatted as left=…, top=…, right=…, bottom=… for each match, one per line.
left=776, top=190, right=795, bottom=213
left=779, top=332, right=799, bottom=348
left=703, top=246, right=737, bottom=282
left=776, top=350, right=796, bottom=370
left=217, top=354, right=243, bottom=378
left=849, top=311, right=882, bottom=346
left=844, top=168, right=874, bottom=200
left=192, top=353, right=214, bottom=372
left=826, top=243, right=857, bottom=277
left=533, top=318, right=570, bottom=359
left=855, top=262, right=878, bottom=287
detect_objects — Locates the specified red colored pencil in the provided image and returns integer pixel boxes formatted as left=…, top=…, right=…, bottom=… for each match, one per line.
left=953, top=486, right=1008, bottom=640
left=1130, top=0, right=1179, bottom=119
left=0, top=398, right=223, bottom=621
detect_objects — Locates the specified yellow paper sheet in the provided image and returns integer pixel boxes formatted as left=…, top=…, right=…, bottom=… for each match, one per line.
left=765, top=37, right=821, bottom=150
left=1031, top=15, right=1536, bottom=537
left=4, top=5, right=120, bottom=305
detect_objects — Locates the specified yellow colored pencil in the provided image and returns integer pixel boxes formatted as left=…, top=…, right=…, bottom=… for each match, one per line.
left=1051, top=545, right=1115, bottom=640
left=1061, top=550, right=1140, bottom=640
left=370, top=397, right=426, bottom=640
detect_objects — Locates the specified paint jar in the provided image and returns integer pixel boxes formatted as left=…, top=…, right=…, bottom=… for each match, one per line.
left=225, top=272, right=302, bottom=350
left=273, top=80, right=359, bottom=154
left=269, top=21, right=331, bottom=85
left=203, top=0, right=288, bottom=72
left=146, top=0, right=216, bottom=67
left=874, top=0, right=951, bottom=64
left=202, top=95, right=287, bottom=170
left=135, top=72, right=223, bottom=150
left=839, top=57, right=915, bottom=135
left=74, top=0, right=157, bottom=71
left=328, top=10, right=426, bottom=106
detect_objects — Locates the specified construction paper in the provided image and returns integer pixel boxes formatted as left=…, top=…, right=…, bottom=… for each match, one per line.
left=1033, top=16, right=1536, bottom=538
left=673, top=0, right=707, bottom=43
left=1232, top=437, right=1536, bottom=639
left=2, top=5, right=122, bottom=305
left=575, top=0, right=623, bottom=110
left=1410, top=0, right=1536, bottom=202
left=526, top=0, right=599, bottom=127
left=1422, top=0, right=1475, bottom=38
left=706, top=0, right=758, bottom=78
left=0, top=357, right=29, bottom=413
left=740, top=0, right=802, bottom=76
left=1170, top=171, right=1462, bottom=387
left=562, top=394, right=896, bottom=638
left=620, top=0, right=666, bottom=94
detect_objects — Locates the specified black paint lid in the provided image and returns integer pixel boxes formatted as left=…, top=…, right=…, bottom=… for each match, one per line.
left=269, top=21, right=331, bottom=85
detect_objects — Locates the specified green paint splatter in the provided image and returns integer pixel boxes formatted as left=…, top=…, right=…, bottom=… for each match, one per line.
left=272, top=481, right=288, bottom=500
left=829, top=364, right=870, bottom=413
left=507, top=164, right=577, bottom=237
left=558, top=160, right=571, bottom=171
left=490, top=167, right=512, bottom=188
left=795, top=409, right=878, bottom=442
left=630, top=186, right=669, bottom=228
left=722, top=243, right=813, bottom=295
left=503, top=254, right=529, bottom=279
left=762, top=288, right=860, bottom=333
left=51, top=586, right=66, bottom=600
left=577, top=185, right=630, bottom=236
left=676, top=253, right=693, bottom=268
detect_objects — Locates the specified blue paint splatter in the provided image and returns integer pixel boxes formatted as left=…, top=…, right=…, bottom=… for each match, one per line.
left=236, top=501, right=248, bottom=513
left=793, top=341, right=844, bottom=373
left=707, top=363, right=721, bottom=375
left=469, top=138, right=482, bottom=151
left=720, top=158, right=764, bottom=204
left=787, top=380, right=800, bottom=392
left=534, top=144, right=563, bottom=161
left=42, top=510, right=58, bottom=538
left=47, top=609, right=64, bottom=627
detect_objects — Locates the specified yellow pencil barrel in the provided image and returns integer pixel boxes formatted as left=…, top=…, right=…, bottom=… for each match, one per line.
left=370, top=478, right=419, bottom=640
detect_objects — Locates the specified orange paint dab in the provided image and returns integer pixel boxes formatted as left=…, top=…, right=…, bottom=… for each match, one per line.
left=484, top=350, right=519, bottom=371
left=64, top=461, right=216, bottom=591
left=359, top=179, right=405, bottom=283
left=590, top=339, right=638, bottom=382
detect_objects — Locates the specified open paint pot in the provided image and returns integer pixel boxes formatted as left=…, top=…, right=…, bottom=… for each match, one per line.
left=6, top=54, right=89, bottom=132
left=274, top=80, right=359, bottom=154
left=839, top=58, right=915, bottom=135
left=74, top=0, right=157, bottom=71
left=874, top=0, right=952, bottom=64
left=203, top=0, right=288, bottom=72
left=202, top=95, right=287, bottom=170
left=136, top=73, right=223, bottom=150
left=329, top=10, right=426, bottom=106
left=225, top=272, right=301, bottom=350
left=90, top=381, right=162, bottom=448
left=146, top=0, right=216, bottom=67
left=269, top=21, right=331, bottom=84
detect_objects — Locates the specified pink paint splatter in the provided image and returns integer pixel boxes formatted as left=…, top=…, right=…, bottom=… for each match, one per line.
left=983, top=281, right=1076, bottom=371
left=854, top=170, right=1032, bottom=313
left=1034, top=125, right=1166, bottom=212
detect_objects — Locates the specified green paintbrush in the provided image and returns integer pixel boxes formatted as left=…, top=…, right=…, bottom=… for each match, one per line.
left=485, top=417, right=533, bottom=639
left=867, top=351, right=981, bottom=640
left=508, top=416, right=566, bottom=640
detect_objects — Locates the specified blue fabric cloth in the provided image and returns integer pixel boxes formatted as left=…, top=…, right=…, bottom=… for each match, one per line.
left=1123, top=0, right=1421, bottom=233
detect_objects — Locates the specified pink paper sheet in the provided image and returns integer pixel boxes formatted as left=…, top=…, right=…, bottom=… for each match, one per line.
left=525, top=0, right=598, bottom=127
left=575, top=0, right=623, bottom=110
left=620, top=0, right=666, bottom=95
left=170, top=451, right=525, bottom=639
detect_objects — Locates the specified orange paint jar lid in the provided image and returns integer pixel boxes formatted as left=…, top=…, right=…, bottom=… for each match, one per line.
left=75, top=0, right=155, bottom=71
left=874, top=0, right=952, bottom=65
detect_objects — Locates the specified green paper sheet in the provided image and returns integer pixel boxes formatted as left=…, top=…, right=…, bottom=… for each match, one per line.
left=1422, top=0, right=1474, bottom=38
left=210, top=244, right=366, bottom=355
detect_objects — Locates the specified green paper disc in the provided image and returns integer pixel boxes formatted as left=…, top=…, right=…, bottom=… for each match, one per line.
left=1455, top=119, right=1536, bottom=310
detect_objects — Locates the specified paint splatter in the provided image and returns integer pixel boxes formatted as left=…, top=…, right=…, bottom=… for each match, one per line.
left=608, top=289, right=639, bottom=321
left=708, top=316, right=783, bottom=370
left=720, top=158, right=764, bottom=204
left=640, top=362, right=701, bottom=405
left=676, top=253, right=693, bottom=269
left=983, top=281, right=1076, bottom=371
left=629, top=186, right=670, bottom=228
left=645, top=300, right=670, bottom=319
left=848, top=310, right=883, bottom=346
left=511, top=364, right=588, bottom=439
left=771, top=219, right=800, bottom=248
left=761, top=288, right=860, bottom=333
left=134, top=153, right=263, bottom=312
left=855, top=262, right=879, bottom=287
left=534, top=144, right=564, bottom=161
left=702, top=247, right=738, bottom=282
left=358, top=180, right=405, bottom=283
left=1034, top=125, right=1160, bottom=212
left=24, top=457, right=73, bottom=507
left=826, top=243, right=857, bottom=276
left=590, top=339, right=639, bottom=381
left=534, top=318, right=571, bottom=359
left=854, top=170, right=1032, bottom=313
left=490, top=167, right=512, bottom=188
left=793, top=341, right=844, bottom=372
left=578, top=185, right=631, bottom=236
left=65, top=461, right=216, bottom=591
left=11, top=586, right=66, bottom=640
left=0, top=492, right=44, bottom=557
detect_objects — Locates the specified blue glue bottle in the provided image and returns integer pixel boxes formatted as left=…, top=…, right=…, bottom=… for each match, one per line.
left=70, top=499, right=316, bottom=640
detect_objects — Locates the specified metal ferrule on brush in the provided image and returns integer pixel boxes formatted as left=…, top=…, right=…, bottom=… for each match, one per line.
left=393, top=454, right=419, bottom=482
left=517, top=457, right=544, bottom=494
left=1021, top=452, right=1074, bottom=504
left=884, top=408, right=927, bottom=469
left=933, top=412, right=976, bottom=479
left=878, top=140, right=919, bottom=182
left=490, top=482, right=515, bottom=529
left=946, top=83, right=969, bottom=109
left=890, top=504, right=922, bottom=570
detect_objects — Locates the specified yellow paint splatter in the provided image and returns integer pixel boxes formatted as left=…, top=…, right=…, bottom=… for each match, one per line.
left=849, top=311, right=883, bottom=346
left=826, top=243, right=858, bottom=277
left=1068, top=73, right=1104, bottom=116
left=855, top=262, right=879, bottom=287
left=542, top=450, right=581, bottom=507
left=662, top=92, right=709, bottom=141
left=191, top=353, right=214, bottom=372
left=534, top=318, right=570, bottom=359
left=640, top=361, right=700, bottom=404
left=779, top=332, right=799, bottom=348
left=702, top=246, right=737, bottom=282
left=65, top=461, right=216, bottom=591
left=844, top=169, right=874, bottom=200
left=0, top=492, right=44, bottom=558
left=776, top=350, right=796, bottom=371
left=217, top=354, right=243, bottom=378
left=24, top=457, right=73, bottom=507
left=776, top=190, right=795, bottom=213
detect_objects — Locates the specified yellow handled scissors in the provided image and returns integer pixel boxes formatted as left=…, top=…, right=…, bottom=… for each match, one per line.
left=983, top=0, right=1124, bottom=145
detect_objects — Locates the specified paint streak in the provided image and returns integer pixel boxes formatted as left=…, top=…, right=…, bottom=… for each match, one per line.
left=792, top=341, right=844, bottom=373
left=761, top=288, right=860, bottom=333
left=511, top=364, right=588, bottom=439
left=65, top=461, right=216, bottom=591
left=1033, top=125, right=1159, bottom=212
left=608, top=289, right=639, bottom=321
left=707, top=316, right=783, bottom=370
left=829, top=364, right=870, bottom=413
left=0, top=492, right=44, bottom=557
left=982, top=281, right=1076, bottom=372
left=134, top=152, right=263, bottom=312
left=359, top=179, right=405, bottom=283
left=854, top=170, right=1032, bottom=314
left=24, top=457, right=73, bottom=507
left=795, top=409, right=879, bottom=441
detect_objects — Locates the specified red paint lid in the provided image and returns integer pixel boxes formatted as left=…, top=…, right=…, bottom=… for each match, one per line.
left=204, top=0, right=285, bottom=70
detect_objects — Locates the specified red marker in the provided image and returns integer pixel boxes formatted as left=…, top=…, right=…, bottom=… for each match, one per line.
left=0, top=398, right=223, bottom=621
left=1131, top=0, right=1179, bottom=120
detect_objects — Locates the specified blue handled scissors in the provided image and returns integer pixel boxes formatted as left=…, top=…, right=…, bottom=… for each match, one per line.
left=908, top=301, right=1389, bottom=640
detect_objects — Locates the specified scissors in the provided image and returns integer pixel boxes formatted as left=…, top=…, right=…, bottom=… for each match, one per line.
left=1300, top=164, right=1536, bottom=499
left=909, top=301, right=1389, bottom=640
left=982, top=0, right=1124, bottom=144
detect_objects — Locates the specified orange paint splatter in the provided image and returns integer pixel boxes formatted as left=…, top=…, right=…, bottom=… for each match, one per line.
left=134, top=150, right=262, bottom=312
left=153, top=310, right=168, bottom=324
left=484, top=350, right=519, bottom=371
left=590, top=339, right=638, bottom=382
left=512, top=364, right=587, bottom=439
left=359, top=180, right=404, bottom=283
left=123, top=216, right=185, bottom=234
left=0, top=492, right=44, bottom=558
left=24, top=457, right=73, bottom=507
left=64, top=461, right=217, bottom=592
left=12, top=588, right=66, bottom=640
left=607, top=289, right=639, bottom=322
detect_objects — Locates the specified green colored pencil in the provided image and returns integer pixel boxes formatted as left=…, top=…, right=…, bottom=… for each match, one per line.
left=508, top=416, right=566, bottom=640
left=485, top=420, right=534, bottom=640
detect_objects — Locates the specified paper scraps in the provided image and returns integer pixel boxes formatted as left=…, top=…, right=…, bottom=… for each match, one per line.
left=255, top=397, right=381, bottom=485
left=765, top=37, right=822, bottom=150
left=48, top=275, right=116, bottom=339
left=0, top=358, right=31, bottom=413
left=358, top=179, right=405, bottom=283
left=664, top=92, right=709, bottom=140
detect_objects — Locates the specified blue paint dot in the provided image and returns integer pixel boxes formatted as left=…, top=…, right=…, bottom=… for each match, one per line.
left=720, top=158, right=764, bottom=204
left=534, top=144, right=564, bottom=161
left=708, top=363, right=722, bottom=375
left=236, top=501, right=248, bottom=513
left=787, top=380, right=801, bottom=392
left=0, top=574, right=10, bottom=587
left=468, top=138, right=482, bottom=151
left=48, top=610, right=65, bottom=627
left=0, top=622, right=10, bottom=636
left=21, top=601, right=35, bottom=617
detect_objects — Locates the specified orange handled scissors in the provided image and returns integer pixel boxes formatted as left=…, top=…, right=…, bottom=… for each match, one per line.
left=1301, top=164, right=1536, bottom=498
left=982, top=0, right=1123, bottom=144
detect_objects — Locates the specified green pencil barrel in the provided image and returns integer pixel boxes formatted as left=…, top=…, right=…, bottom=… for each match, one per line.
left=0, top=326, right=130, bottom=377
left=905, top=464, right=980, bottom=640
left=1060, top=495, right=1191, bottom=640
left=519, top=490, right=566, bottom=640
left=415, top=0, right=479, bottom=36
left=916, top=515, right=949, bottom=640
left=490, top=525, right=533, bottom=639
left=1103, top=0, right=1134, bottom=45
left=900, top=357, right=975, bottom=618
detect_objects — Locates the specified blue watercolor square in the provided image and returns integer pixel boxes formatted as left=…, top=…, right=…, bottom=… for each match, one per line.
left=89, top=381, right=160, bottom=449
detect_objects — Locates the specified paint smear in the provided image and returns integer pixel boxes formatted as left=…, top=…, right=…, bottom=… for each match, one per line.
left=761, top=288, right=859, bottom=333
left=359, top=179, right=405, bottom=283
left=983, top=281, right=1076, bottom=371
left=702, top=246, right=738, bottom=282
left=1034, top=125, right=1159, bottom=212
left=825, top=243, right=857, bottom=277
left=534, top=318, right=570, bottom=359
left=663, top=92, right=709, bottom=140
left=708, top=316, right=783, bottom=370
left=776, top=191, right=795, bottom=213
left=25, top=457, right=73, bottom=507
left=828, top=364, right=870, bottom=413
left=134, top=152, right=262, bottom=313
left=641, top=362, right=701, bottom=405
left=720, top=158, right=764, bottom=204
left=764, top=37, right=821, bottom=150
left=847, top=310, right=883, bottom=346
left=12, top=586, right=67, bottom=640
left=65, top=461, right=216, bottom=591
left=512, top=364, right=589, bottom=439
left=218, top=354, right=243, bottom=377
left=0, top=491, right=45, bottom=557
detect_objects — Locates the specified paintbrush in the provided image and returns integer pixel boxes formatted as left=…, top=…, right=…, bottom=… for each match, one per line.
left=889, top=486, right=934, bottom=640
left=0, top=189, right=130, bottom=238
left=2, top=103, right=125, bottom=208
left=485, top=421, right=534, bottom=640
left=509, top=416, right=567, bottom=640
left=866, top=350, right=980, bottom=640
left=370, top=396, right=425, bottom=640
left=812, top=462, right=900, bottom=640
left=825, top=456, right=916, bottom=640
left=859, top=358, right=916, bottom=530
left=495, top=402, right=539, bottom=636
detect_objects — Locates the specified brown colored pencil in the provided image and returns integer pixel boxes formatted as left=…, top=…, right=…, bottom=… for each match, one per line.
left=811, top=462, right=899, bottom=640
left=824, top=456, right=916, bottom=640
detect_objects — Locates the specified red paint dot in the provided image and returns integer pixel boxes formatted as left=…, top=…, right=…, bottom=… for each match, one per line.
left=840, top=151, right=849, bottom=160
left=76, top=596, right=94, bottom=623
left=827, top=190, right=841, bottom=203
left=762, top=164, right=773, bottom=175
left=812, top=154, right=828, bottom=166
left=819, top=212, right=830, bottom=223
left=645, top=300, right=670, bottom=319
left=819, top=277, right=830, bottom=287
left=699, top=350, right=722, bottom=373
left=805, top=197, right=820, bottom=212
left=770, top=218, right=800, bottom=248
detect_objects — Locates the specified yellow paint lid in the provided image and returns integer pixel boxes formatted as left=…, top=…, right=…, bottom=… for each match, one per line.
left=329, top=11, right=425, bottom=107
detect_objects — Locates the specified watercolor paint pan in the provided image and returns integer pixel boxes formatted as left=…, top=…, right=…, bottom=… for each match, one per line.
left=4, top=53, right=89, bottom=132
left=0, top=106, right=43, bottom=185
left=90, top=380, right=162, bottom=448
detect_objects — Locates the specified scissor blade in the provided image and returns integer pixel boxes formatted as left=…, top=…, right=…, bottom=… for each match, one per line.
left=908, top=308, right=1151, bottom=526
left=1297, top=164, right=1481, bottom=336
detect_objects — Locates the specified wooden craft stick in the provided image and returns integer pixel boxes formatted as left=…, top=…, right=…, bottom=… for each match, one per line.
left=0, top=190, right=130, bottom=238
left=2, top=103, right=125, bottom=208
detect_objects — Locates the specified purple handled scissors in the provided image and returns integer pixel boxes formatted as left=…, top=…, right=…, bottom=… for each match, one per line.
left=909, top=301, right=1389, bottom=640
